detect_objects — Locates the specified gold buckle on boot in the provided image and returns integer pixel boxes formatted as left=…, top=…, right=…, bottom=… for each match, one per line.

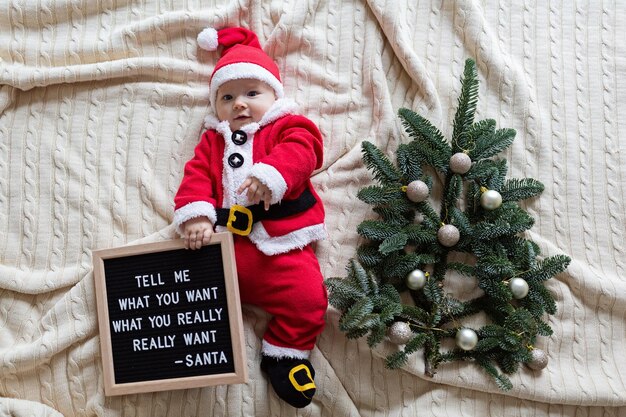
left=288, top=364, right=316, bottom=392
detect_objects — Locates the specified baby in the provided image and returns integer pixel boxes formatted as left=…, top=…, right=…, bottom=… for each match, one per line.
left=173, top=27, right=327, bottom=408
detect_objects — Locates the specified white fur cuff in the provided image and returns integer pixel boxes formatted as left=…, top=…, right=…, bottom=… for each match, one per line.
left=262, top=340, right=310, bottom=360
left=249, top=162, right=288, bottom=204
left=173, top=201, right=217, bottom=236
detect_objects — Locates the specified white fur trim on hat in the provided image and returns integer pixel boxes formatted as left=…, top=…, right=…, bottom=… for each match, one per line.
left=197, top=27, right=219, bottom=51
left=173, top=201, right=217, bottom=236
left=210, top=62, right=284, bottom=108
left=262, top=340, right=310, bottom=359
left=248, top=162, right=287, bottom=203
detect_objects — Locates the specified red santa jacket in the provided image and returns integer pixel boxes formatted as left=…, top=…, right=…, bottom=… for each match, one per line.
left=173, top=99, right=326, bottom=255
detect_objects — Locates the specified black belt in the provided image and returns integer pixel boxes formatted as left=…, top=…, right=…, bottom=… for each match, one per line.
left=215, top=188, right=317, bottom=236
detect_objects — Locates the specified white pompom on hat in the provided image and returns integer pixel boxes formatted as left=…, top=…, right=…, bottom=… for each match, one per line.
left=197, top=27, right=284, bottom=109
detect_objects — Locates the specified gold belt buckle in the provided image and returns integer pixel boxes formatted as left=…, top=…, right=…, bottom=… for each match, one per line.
left=226, top=205, right=253, bottom=236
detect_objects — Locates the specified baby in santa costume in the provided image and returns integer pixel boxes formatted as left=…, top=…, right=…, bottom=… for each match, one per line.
left=172, top=27, right=327, bottom=408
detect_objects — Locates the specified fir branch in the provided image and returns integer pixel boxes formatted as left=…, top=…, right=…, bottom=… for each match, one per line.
left=476, top=356, right=513, bottom=391
left=478, top=279, right=512, bottom=303
left=445, top=174, right=464, bottom=205
left=398, top=108, right=451, bottom=172
left=382, top=252, right=436, bottom=280
left=461, top=119, right=496, bottom=154
left=472, top=209, right=535, bottom=240
left=403, top=224, right=437, bottom=245
left=376, top=300, right=403, bottom=323
left=400, top=304, right=431, bottom=323
left=447, top=262, right=476, bottom=276
left=345, top=259, right=376, bottom=294
left=535, top=319, right=554, bottom=336
left=396, top=142, right=423, bottom=181
left=356, top=244, right=383, bottom=268
left=379, top=284, right=403, bottom=304
left=338, top=298, right=375, bottom=333
left=497, top=353, right=521, bottom=374
left=522, top=255, right=571, bottom=283
left=372, top=205, right=414, bottom=227
left=325, top=278, right=367, bottom=311
left=501, top=237, right=538, bottom=270
left=386, top=350, right=409, bottom=369
left=475, top=254, right=515, bottom=279
left=450, top=207, right=472, bottom=235
left=367, top=322, right=388, bottom=347
left=361, top=141, right=402, bottom=184
left=423, top=278, right=444, bottom=308
left=500, top=178, right=545, bottom=202
left=475, top=336, right=502, bottom=352
left=466, top=159, right=509, bottom=191
left=416, top=201, right=441, bottom=229
left=452, top=59, right=480, bottom=148
left=357, top=220, right=401, bottom=241
left=528, top=282, right=558, bottom=315
left=379, top=232, right=409, bottom=255
left=357, top=185, right=404, bottom=205
left=471, top=128, right=516, bottom=161
left=404, top=333, right=429, bottom=356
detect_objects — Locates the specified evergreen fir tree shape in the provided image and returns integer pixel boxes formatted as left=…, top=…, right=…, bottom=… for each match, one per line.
left=326, top=59, right=571, bottom=390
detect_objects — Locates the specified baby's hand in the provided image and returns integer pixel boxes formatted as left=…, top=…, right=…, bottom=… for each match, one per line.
left=237, top=177, right=272, bottom=210
left=182, top=217, right=213, bottom=250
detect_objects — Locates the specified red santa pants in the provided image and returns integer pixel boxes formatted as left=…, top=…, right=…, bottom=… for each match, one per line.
left=233, top=235, right=327, bottom=353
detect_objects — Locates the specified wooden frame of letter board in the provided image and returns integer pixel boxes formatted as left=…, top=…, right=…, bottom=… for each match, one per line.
left=92, top=233, right=247, bottom=396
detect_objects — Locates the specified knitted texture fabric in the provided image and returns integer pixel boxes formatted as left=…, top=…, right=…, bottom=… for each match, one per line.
left=1, top=1, right=625, bottom=416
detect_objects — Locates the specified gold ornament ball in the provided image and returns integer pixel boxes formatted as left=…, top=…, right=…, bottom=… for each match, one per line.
left=456, top=328, right=478, bottom=351
left=450, top=152, right=472, bottom=174
left=509, top=277, right=529, bottom=299
left=480, top=189, right=503, bottom=210
left=438, top=224, right=460, bottom=247
left=527, top=348, right=549, bottom=371
left=388, top=322, right=413, bottom=345
left=406, top=269, right=427, bottom=290
left=406, top=180, right=429, bottom=203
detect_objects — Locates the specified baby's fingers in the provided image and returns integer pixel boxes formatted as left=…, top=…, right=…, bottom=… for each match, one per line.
left=237, top=178, right=252, bottom=195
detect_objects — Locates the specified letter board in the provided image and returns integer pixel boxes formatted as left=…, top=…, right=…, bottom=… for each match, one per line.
left=92, top=233, right=247, bottom=396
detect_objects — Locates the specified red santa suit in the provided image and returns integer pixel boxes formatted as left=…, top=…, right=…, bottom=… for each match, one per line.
left=173, top=98, right=327, bottom=359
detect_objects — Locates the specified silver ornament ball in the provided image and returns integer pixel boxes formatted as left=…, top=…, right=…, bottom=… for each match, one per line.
left=480, top=189, right=503, bottom=210
left=388, top=322, right=413, bottom=345
left=406, top=180, right=429, bottom=203
left=456, top=328, right=478, bottom=351
left=509, top=277, right=530, bottom=299
left=527, top=348, right=549, bottom=371
left=450, top=152, right=472, bottom=174
left=406, top=269, right=427, bottom=290
left=438, top=224, right=460, bottom=247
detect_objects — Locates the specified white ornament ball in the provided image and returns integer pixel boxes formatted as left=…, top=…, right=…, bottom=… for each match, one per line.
left=450, top=152, right=472, bottom=174
left=438, top=224, right=460, bottom=247
left=406, top=269, right=427, bottom=290
left=480, top=189, right=503, bottom=210
left=388, top=322, right=413, bottom=345
left=527, top=348, right=549, bottom=371
left=509, top=277, right=530, bottom=299
left=406, top=180, right=429, bottom=203
left=456, top=328, right=478, bottom=351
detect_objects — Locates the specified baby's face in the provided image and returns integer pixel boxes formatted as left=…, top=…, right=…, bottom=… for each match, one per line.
left=215, top=79, right=276, bottom=131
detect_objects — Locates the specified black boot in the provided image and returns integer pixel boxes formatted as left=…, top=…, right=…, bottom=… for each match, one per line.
left=260, top=355, right=316, bottom=408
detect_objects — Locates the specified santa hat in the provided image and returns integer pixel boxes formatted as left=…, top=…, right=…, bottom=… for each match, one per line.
left=197, top=27, right=284, bottom=108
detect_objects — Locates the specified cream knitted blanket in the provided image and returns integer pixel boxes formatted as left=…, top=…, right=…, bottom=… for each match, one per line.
left=1, top=1, right=625, bottom=415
